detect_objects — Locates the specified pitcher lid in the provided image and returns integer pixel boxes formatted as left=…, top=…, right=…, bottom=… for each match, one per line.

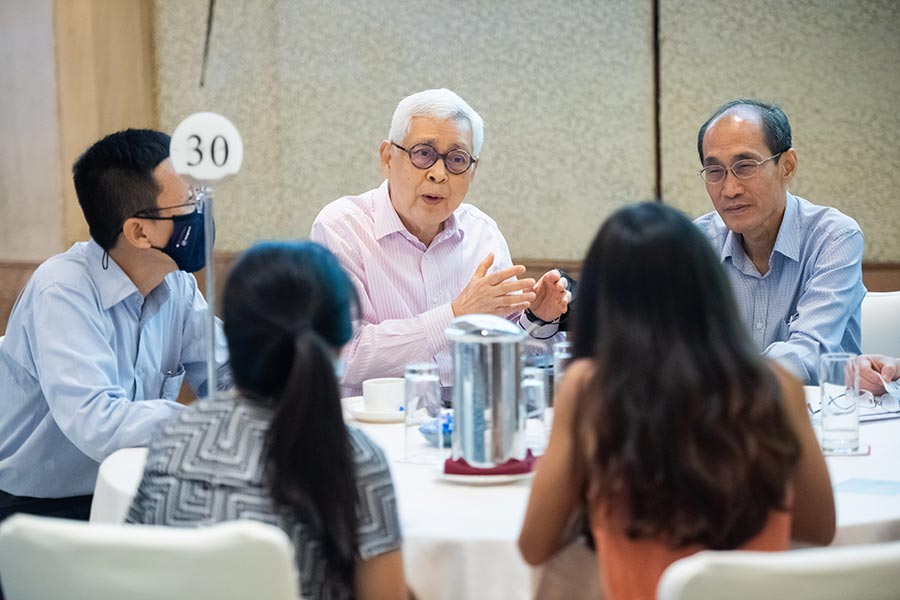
left=444, top=314, right=526, bottom=343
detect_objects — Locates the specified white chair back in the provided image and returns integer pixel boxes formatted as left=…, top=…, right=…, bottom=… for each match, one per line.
left=0, top=514, right=300, bottom=600
left=861, top=291, right=900, bottom=357
left=657, top=542, right=900, bottom=600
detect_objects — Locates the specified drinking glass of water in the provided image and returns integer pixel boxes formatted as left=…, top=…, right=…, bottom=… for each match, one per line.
left=552, top=341, right=573, bottom=397
left=403, top=362, right=442, bottom=463
left=521, top=366, right=548, bottom=454
left=819, top=352, right=860, bottom=454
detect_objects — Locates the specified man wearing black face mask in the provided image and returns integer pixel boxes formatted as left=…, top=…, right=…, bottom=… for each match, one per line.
left=0, top=129, right=230, bottom=520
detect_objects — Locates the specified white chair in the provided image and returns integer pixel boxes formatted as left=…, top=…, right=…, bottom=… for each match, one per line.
left=861, top=291, right=900, bottom=358
left=0, top=514, right=300, bottom=600
left=657, top=542, right=900, bottom=600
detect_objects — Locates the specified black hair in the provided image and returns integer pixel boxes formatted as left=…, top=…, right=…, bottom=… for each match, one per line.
left=697, top=99, right=792, bottom=164
left=72, top=129, right=171, bottom=250
left=223, top=241, right=360, bottom=585
left=572, top=202, right=799, bottom=549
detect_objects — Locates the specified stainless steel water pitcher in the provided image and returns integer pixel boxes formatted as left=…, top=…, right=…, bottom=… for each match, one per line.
left=446, top=314, right=526, bottom=468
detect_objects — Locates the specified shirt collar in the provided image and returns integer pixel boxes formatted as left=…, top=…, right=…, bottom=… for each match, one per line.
left=719, top=191, right=800, bottom=264
left=373, top=180, right=407, bottom=241
left=435, top=211, right=462, bottom=243
left=770, top=191, right=801, bottom=262
left=85, top=239, right=169, bottom=310
left=373, top=179, right=464, bottom=245
left=721, top=227, right=740, bottom=263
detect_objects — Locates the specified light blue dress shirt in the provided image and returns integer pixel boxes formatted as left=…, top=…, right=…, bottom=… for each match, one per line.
left=695, top=192, right=865, bottom=384
left=0, top=240, right=229, bottom=497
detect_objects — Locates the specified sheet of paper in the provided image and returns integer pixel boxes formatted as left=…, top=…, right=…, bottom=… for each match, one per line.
left=835, top=478, right=900, bottom=496
left=881, top=375, right=900, bottom=399
left=807, top=389, right=900, bottom=422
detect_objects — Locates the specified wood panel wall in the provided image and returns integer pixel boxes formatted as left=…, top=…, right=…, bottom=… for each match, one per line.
left=54, top=0, right=159, bottom=247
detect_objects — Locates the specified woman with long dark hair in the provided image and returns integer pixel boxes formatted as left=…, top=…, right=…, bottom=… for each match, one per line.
left=128, top=241, right=408, bottom=600
left=518, top=203, right=834, bottom=599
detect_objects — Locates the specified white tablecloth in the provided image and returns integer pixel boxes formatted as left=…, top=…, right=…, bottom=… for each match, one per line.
left=89, top=446, right=148, bottom=524
left=91, top=390, right=900, bottom=599
left=354, top=420, right=539, bottom=600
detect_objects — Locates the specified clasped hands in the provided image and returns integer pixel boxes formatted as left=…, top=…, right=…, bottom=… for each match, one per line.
left=451, top=253, right=571, bottom=321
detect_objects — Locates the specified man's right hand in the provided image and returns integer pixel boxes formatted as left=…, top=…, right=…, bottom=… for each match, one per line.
left=858, top=354, right=900, bottom=395
left=451, top=253, right=536, bottom=318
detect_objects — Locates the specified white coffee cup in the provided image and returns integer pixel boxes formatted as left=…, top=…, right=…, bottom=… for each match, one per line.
left=362, top=377, right=404, bottom=413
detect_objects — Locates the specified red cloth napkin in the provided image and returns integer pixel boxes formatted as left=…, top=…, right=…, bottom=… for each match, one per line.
left=444, top=450, right=536, bottom=475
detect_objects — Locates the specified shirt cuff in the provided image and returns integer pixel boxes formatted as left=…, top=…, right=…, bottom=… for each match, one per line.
left=518, top=311, right=561, bottom=339
left=421, top=303, right=456, bottom=357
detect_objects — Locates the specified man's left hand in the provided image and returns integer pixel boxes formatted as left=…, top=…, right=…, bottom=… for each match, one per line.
left=529, top=270, right=571, bottom=323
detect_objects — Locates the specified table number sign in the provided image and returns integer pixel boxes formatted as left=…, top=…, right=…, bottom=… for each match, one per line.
left=169, top=112, right=243, bottom=395
left=170, top=112, right=243, bottom=185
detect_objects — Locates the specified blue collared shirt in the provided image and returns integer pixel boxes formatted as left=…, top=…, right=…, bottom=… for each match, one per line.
left=0, top=240, right=229, bottom=497
left=695, top=192, right=865, bottom=384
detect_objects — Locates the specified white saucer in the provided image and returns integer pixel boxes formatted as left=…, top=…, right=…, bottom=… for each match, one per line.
left=342, top=397, right=405, bottom=424
left=438, top=471, right=535, bottom=486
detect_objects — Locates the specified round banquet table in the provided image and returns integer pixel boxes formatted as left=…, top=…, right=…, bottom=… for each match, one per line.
left=90, top=388, right=900, bottom=599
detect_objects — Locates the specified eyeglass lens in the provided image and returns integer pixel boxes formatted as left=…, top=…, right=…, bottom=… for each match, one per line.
left=703, top=160, right=762, bottom=183
left=407, top=144, right=472, bottom=174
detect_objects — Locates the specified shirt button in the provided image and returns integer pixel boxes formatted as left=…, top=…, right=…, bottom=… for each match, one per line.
left=756, top=322, right=764, bottom=330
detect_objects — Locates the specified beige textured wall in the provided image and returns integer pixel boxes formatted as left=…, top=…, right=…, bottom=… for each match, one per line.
left=660, top=0, right=900, bottom=261
left=0, top=0, right=64, bottom=261
left=154, top=0, right=656, bottom=260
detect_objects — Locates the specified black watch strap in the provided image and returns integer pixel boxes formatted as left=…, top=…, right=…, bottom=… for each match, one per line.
left=524, top=308, right=552, bottom=326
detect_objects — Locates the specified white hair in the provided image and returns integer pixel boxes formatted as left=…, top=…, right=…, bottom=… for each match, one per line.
left=387, top=88, right=484, bottom=157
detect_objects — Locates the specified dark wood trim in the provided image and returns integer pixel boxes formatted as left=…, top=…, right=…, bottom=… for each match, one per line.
left=3, top=257, right=900, bottom=334
left=516, top=259, right=900, bottom=293
left=861, top=262, right=900, bottom=293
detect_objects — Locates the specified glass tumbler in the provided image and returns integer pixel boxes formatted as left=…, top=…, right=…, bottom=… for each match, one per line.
left=403, top=362, right=442, bottom=463
left=552, top=341, right=573, bottom=399
left=521, top=366, right=548, bottom=455
left=819, top=352, right=860, bottom=454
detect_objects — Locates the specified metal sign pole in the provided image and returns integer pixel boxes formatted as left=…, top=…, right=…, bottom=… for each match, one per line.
left=169, top=112, right=243, bottom=400
left=203, top=187, right=217, bottom=397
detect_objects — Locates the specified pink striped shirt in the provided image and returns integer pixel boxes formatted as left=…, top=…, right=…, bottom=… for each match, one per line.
left=311, top=181, right=559, bottom=393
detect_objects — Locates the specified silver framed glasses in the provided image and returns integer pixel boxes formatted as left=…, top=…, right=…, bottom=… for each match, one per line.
left=807, top=389, right=876, bottom=415
left=697, top=152, right=784, bottom=184
left=133, top=188, right=206, bottom=219
left=391, top=142, right=476, bottom=175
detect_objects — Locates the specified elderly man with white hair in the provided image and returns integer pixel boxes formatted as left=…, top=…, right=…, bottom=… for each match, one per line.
left=311, top=88, right=569, bottom=394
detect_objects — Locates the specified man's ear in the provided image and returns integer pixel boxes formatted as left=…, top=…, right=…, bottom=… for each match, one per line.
left=121, top=217, right=153, bottom=249
left=378, top=140, right=393, bottom=180
left=780, top=148, right=798, bottom=184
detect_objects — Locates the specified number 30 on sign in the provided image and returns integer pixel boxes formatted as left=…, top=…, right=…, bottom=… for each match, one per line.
left=170, top=112, right=244, bottom=185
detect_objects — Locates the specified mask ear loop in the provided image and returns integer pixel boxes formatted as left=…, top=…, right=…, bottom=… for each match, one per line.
left=101, top=249, right=111, bottom=270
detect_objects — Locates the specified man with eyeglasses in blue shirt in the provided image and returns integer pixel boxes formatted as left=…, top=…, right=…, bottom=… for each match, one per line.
left=694, top=99, right=865, bottom=384
left=0, top=129, right=230, bottom=520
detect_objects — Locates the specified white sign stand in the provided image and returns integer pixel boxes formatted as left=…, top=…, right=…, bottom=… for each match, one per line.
left=169, top=112, right=244, bottom=398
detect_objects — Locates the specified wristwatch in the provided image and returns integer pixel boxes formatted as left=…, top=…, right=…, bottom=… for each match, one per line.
left=524, top=308, right=557, bottom=326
